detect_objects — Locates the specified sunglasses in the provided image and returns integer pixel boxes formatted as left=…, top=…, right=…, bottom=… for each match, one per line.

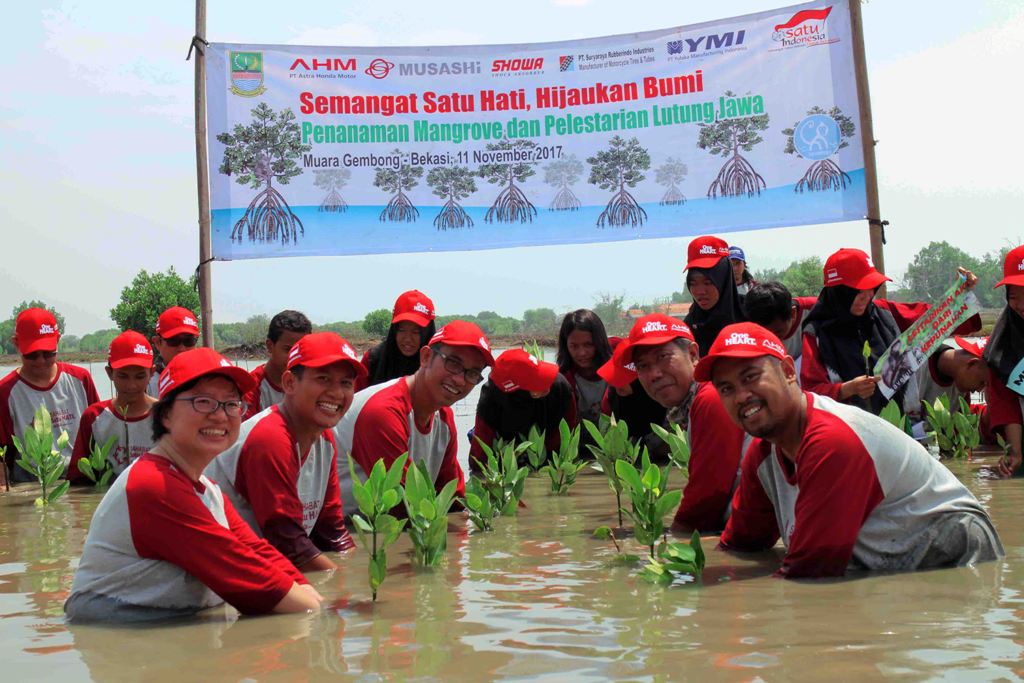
left=163, top=335, right=198, bottom=348
left=23, top=351, right=57, bottom=361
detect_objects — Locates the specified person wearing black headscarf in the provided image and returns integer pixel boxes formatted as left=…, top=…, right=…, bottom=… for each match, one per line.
left=682, top=236, right=746, bottom=355
left=982, top=245, right=1024, bottom=477
left=358, top=290, right=437, bottom=390
left=802, top=248, right=979, bottom=416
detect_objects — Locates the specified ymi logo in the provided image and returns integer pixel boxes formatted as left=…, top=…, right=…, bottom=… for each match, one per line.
left=667, top=40, right=683, bottom=55
left=133, top=344, right=152, bottom=355
left=641, top=321, right=669, bottom=334
left=724, top=332, right=758, bottom=347
left=826, top=268, right=840, bottom=281
left=559, top=55, right=575, bottom=72
left=413, top=302, right=432, bottom=315
left=38, top=324, right=57, bottom=335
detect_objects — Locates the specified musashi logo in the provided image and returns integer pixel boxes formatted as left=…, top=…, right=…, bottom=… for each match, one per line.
left=771, top=6, right=835, bottom=48
left=230, top=51, right=266, bottom=97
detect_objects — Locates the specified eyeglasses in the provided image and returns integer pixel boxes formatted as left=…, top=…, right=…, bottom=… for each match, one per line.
left=163, top=335, right=198, bottom=348
left=431, top=347, right=485, bottom=385
left=24, top=351, right=57, bottom=361
left=175, top=396, right=247, bottom=417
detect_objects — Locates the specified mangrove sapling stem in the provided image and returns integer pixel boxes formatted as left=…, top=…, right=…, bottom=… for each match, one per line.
left=348, top=454, right=408, bottom=602
left=402, top=461, right=459, bottom=567
left=584, top=417, right=639, bottom=528
left=540, top=420, right=585, bottom=495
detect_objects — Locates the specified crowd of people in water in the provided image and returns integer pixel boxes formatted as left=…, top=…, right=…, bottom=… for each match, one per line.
left=1, top=235, right=1020, bottom=622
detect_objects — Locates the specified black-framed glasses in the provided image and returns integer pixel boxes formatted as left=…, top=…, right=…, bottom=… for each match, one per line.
left=431, top=347, right=485, bottom=385
left=24, top=350, right=57, bottom=361
left=164, top=335, right=198, bottom=348
left=175, top=396, right=247, bottom=417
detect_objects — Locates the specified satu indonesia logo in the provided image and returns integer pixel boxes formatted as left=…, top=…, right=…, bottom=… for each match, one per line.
left=230, top=51, right=267, bottom=97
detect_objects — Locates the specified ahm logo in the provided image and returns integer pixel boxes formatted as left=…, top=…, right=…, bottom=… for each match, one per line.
left=641, top=321, right=668, bottom=334
left=724, top=332, right=757, bottom=346
left=559, top=55, right=575, bottom=72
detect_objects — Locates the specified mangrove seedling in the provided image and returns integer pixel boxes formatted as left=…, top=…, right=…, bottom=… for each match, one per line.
left=616, top=448, right=682, bottom=558
left=879, top=400, right=912, bottom=436
left=640, top=530, right=706, bottom=585
left=650, top=422, right=692, bottom=474
left=348, top=453, right=409, bottom=601
left=862, top=340, right=873, bottom=376
left=473, top=437, right=530, bottom=515
left=78, top=434, right=117, bottom=490
left=540, top=419, right=585, bottom=495
left=593, top=525, right=641, bottom=565
left=923, top=395, right=980, bottom=458
left=584, top=416, right=640, bottom=527
left=12, top=405, right=71, bottom=506
left=521, top=425, right=548, bottom=472
left=464, top=476, right=495, bottom=532
left=402, top=462, right=459, bottom=568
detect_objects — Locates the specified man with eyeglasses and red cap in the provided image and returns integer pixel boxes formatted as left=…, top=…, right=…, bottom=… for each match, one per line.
left=699, top=322, right=1003, bottom=578
left=147, top=306, right=201, bottom=398
left=207, top=332, right=363, bottom=572
left=335, top=320, right=493, bottom=514
left=1, top=308, right=100, bottom=485
left=601, top=313, right=748, bottom=534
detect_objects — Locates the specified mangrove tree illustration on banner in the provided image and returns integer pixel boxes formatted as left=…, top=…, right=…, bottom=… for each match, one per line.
left=544, top=155, right=583, bottom=212
left=427, top=166, right=477, bottom=230
left=698, top=91, right=769, bottom=199
left=217, top=103, right=310, bottom=244
left=479, top=140, right=539, bottom=224
left=314, top=168, right=351, bottom=213
left=375, top=150, right=423, bottom=223
left=656, top=157, right=688, bottom=206
left=782, top=106, right=856, bottom=192
left=587, top=136, right=650, bottom=228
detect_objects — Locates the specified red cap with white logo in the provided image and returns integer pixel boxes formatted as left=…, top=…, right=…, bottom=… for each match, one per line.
left=994, top=245, right=1024, bottom=288
left=108, top=331, right=154, bottom=369
left=489, top=349, right=559, bottom=393
left=693, top=322, right=789, bottom=382
left=822, top=248, right=892, bottom=290
left=155, top=306, right=200, bottom=339
left=286, top=332, right=367, bottom=378
left=619, top=314, right=696, bottom=364
left=953, top=336, right=988, bottom=359
left=684, top=235, right=731, bottom=271
left=392, top=290, right=436, bottom=327
left=156, top=348, right=255, bottom=399
left=15, top=308, right=60, bottom=355
left=428, top=320, right=495, bottom=366
left=598, top=339, right=638, bottom=389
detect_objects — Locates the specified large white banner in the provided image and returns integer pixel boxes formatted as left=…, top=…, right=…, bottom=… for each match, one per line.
left=206, top=0, right=866, bottom=261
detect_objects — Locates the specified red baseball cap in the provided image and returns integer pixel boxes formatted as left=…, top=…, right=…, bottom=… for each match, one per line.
left=598, top=340, right=638, bottom=388
left=108, top=331, right=154, bottom=369
left=286, top=332, right=368, bottom=378
left=994, top=245, right=1024, bottom=288
left=156, top=348, right=255, bottom=399
left=15, top=308, right=60, bottom=355
left=155, top=306, right=200, bottom=339
left=428, top=320, right=495, bottom=366
left=953, top=336, right=987, bottom=359
left=392, top=290, right=436, bottom=327
left=822, top=248, right=891, bottom=290
left=684, top=235, right=731, bottom=271
left=693, top=323, right=788, bottom=382
left=490, top=349, right=559, bottom=393
left=619, top=314, right=696, bottom=364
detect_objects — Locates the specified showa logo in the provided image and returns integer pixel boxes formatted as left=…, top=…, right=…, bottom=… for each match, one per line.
left=413, top=302, right=432, bottom=315
left=229, top=51, right=266, bottom=97
left=491, top=57, right=544, bottom=77
left=133, top=344, right=152, bottom=356
left=38, top=324, right=57, bottom=335
left=641, top=321, right=669, bottom=334
left=724, top=331, right=758, bottom=347
left=771, top=6, right=836, bottom=49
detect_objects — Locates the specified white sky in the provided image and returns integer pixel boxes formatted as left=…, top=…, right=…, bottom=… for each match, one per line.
left=3, top=0, right=1023, bottom=335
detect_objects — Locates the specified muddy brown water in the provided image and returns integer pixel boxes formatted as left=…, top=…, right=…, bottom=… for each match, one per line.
left=1, top=453, right=1022, bottom=682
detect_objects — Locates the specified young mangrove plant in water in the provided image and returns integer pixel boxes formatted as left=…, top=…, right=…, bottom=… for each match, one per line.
left=78, top=434, right=117, bottom=490
left=540, top=419, right=585, bottom=495
left=584, top=416, right=640, bottom=527
left=402, top=462, right=458, bottom=568
left=464, top=476, right=496, bottom=532
left=521, top=425, right=548, bottom=472
left=924, top=396, right=980, bottom=458
left=640, top=531, right=706, bottom=585
left=348, top=453, right=409, bottom=601
left=616, top=448, right=682, bottom=559
left=592, top=525, right=641, bottom=566
left=650, top=422, right=692, bottom=473
left=879, top=400, right=913, bottom=435
left=12, top=406, right=71, bottom=506
left=473, top=437, right=530, bottom=515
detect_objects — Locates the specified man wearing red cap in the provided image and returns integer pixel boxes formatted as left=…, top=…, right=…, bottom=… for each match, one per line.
left=1, top=308, right=100, bottom=485
left=68, top=331, right=157, bottom=482
left=206, top=333, right=362, bottom=572
left=605, top=313, right=748, bottom=533
left=913, top=337, right=990, bottom=421
left=698, top=322, right=1003, bottom=578
left=335, top=320, right=493, bottom=513
left=469, top=348, right=576, bottom=470
left=147, top=306, right=201, bottom=397
left=242, top=310, right=313, bottom=420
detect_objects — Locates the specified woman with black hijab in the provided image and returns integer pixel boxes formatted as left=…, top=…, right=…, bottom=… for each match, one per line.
left=802, top=247, right=979, bottom=416
left=356, top=290, right=437, bottom=391
left=982, top=245, right=1024, bottom=477
left=683, top=235, right=746, bottom=355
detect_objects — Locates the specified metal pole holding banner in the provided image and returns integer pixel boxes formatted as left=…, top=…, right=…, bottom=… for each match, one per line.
left=192, top=0, right=215, bottom=348
left=848, top=0, right=886, bottom=296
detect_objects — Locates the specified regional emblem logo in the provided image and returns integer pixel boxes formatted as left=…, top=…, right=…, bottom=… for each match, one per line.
left=230, top=51, right=267, bottom=97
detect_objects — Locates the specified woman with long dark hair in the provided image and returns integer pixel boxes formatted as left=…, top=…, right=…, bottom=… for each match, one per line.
left=556, top=309, right=612, bottom=425
left=983, top=245, right=1024, bottom=477
left=358, top=290, right=437, bottom=390
left=683, top=236, right=746, bottom=355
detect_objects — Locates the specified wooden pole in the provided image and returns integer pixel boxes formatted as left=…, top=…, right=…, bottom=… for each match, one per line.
left=194, top=0, right=215, bottom=348
left=848, top=0, right=886, bottom=295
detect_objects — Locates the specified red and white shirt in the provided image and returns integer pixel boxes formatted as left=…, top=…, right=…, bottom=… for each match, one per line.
left=333, top=377, right=465, bottom=515
left=66, top=453, right=307, bottom=621
left=205, top=406, right=354, bottom=567
left=0, top=363, right=99, bottom=479
left=672, top=382, right=750, bottom=533
left=720, top=392, right=1002, bottom=578
left=68, top=400, right=154, bottom=481
left=242, top=364, right=284, bottom=420
left=781, top=296, right=817, bottom=365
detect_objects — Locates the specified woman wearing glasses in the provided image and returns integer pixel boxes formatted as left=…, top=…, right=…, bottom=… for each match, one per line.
left=66, top=348, right=323, bottom=622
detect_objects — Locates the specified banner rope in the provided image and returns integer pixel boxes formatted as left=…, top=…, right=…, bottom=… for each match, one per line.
left=868, top=217, right=889, bottom=245
left=186, top=35, right=209, bottom=61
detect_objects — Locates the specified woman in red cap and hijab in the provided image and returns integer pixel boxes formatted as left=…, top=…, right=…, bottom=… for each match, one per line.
left=802, top=248, right=979, bottom=416
left=358, top=290, right=437, bottom=390
left=683, top=236, right=747, bottom=356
